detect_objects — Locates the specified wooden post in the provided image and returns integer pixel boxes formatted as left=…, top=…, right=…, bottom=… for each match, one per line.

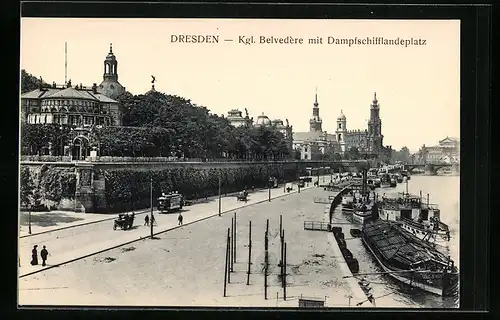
left=247, top=220, right=252, bottom=285
left=224, top=228, right=230, bottom=296
left=233, top=212, right=237, bottom=263
left=281, top=230, right=285, bottom=288
left=230, top=218, right=234, bottom=272
left=279, top=215, right=282, bottom=238
left=264, top=230, right=268, bottom=300
left=228, top=231, right=231, bottom=283
left=283, top=242, right=287, bottom=301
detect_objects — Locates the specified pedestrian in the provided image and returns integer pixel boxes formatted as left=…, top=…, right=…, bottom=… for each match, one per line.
left=178, top=212, right=183, bottom=225
left=30, top=245, right=38, bottom=266
left=40, top=245, right=49, bottom=266
left=151, top=214, right=156, bottom=226
left=144, top=215, right=149, bottom=226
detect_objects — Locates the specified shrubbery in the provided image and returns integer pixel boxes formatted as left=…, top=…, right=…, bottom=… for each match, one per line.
left=103, top=164, right=286, bottom=213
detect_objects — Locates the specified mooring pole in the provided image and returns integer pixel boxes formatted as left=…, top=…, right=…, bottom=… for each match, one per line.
left=233, top=212, right=237, bottom=263
left=230, top=218, right=234, bottom=272
left=264, top=230, right=268, bottom=300
left=247, top=220, right=252, bottom=285
left=281, top=229, right=285, bottom=288
left=224, top=228, right=229, bottom=295
left=227, top=229, right=231, bottom=283
left=283, top=242, right=287, bottom=301
left=427, top=193, right=430, bottom=206
left=218, top=173, right=222, bottom=216
left=279, top=215, right=282, bottom=238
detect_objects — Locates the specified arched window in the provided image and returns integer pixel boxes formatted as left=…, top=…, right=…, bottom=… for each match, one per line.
left=338, top=123, right=342, bottom=129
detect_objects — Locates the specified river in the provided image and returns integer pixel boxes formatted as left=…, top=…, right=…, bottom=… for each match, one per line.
left=332, top=174, right=460, bottom=308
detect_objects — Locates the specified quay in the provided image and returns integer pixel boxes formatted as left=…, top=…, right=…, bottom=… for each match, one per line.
left=19, top=177, right=369, bottom=307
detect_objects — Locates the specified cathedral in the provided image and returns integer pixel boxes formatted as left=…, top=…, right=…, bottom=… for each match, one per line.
left=293, top=92, right=391, bottom=160
left=21, top=44, right=127, bottom=160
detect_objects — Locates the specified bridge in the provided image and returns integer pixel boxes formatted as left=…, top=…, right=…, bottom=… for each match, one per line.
left=404, top=163, right=459, bottom=175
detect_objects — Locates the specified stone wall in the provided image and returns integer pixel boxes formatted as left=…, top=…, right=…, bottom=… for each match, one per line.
left=20, top=160, right=369, bottom=213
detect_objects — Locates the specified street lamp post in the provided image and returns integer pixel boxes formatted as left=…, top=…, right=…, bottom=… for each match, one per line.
left=268, top=177, right=272, bottom=202
left=28, top=208, right=32, bottom=235
left=150, top=176, right=154, bottom=239
left=218, top=171, right=222, bottom=216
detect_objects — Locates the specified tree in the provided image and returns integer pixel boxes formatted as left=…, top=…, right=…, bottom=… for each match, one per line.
left=21, top=69, right=46, bottom=94
left=20, top=167, right=34, bottom=209
left=344, top=147, right=361, bottom=160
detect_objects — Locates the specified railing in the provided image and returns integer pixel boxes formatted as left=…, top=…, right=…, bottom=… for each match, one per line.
left=20, top=155, right=370, bottom=164
left=20, top=155, right=72, bottom=162
left=304, top=221, right=331, bottom=231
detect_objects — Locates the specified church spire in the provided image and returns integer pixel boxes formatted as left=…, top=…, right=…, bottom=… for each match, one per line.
left=109, top=43, right=113, bottom=54
left=314, top=87, right=318, bottom=107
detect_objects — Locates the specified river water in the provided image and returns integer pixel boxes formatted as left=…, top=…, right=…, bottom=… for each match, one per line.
left=332, top=174, right=460, bottom=308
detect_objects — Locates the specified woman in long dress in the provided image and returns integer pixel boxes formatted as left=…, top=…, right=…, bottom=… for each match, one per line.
left=30, top=245, right=38, bottom=266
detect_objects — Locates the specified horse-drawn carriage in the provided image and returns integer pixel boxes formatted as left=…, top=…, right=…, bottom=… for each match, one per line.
left=236, top=190, right=249, bottom=201
left=113, top=213, right=135, bottom=230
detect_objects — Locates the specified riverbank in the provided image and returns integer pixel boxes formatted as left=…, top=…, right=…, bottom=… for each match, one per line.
left=19, top=187, right=362, bottom=307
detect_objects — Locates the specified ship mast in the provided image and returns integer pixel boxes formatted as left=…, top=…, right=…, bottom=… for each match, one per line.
left=64, top=42, right=67, bottom=85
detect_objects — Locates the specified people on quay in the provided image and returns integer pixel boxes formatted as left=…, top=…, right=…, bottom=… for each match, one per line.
left=151, top=214, right=156, bottom=225
left=40, top=245, right=49, bottom=266
left=144, top=215, right=150, bottom=226
left=178, top=212, right=183, bottom=225
left=30, top=245, right=38, bottom=266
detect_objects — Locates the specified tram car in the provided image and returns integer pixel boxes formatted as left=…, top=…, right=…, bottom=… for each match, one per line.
left=157, top=192, right=183, bottom=213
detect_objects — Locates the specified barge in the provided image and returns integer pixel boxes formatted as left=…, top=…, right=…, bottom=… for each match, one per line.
left=361, top=219, right=459, bottom=296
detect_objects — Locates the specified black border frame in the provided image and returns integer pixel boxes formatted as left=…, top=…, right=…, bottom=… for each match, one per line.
left=10, top=1, right=491, bottom=317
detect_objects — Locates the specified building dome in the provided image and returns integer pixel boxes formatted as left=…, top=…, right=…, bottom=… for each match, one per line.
left=255, top=112, right=272, bottom=127
left=337, top=109, right=346, bottom=121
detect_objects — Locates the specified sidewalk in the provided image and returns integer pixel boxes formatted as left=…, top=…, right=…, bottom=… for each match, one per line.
left=18, top=181, right=307, bottom=237
left=19, top=176, right=334, bottom=278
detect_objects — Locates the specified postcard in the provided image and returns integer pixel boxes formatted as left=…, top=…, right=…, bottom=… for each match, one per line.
left=19, top=18, right=460, bottom=308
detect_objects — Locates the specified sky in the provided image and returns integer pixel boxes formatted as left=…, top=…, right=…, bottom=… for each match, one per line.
left=20, top=18, right=460, bottom=152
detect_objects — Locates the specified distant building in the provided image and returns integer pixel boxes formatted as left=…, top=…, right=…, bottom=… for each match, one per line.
left=226, top=109, right=293, bottom=155
left=417, top=137, right=460, bottom=164
left=292, top=91, right=391, bottom=160
left=20, top=44, right=126, bottom=160
left=226, top=109, right=252, bottom=127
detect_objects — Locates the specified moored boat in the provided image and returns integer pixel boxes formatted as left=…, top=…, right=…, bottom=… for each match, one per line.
left=378, top=191, right=451, bottom=246
left=361, top=219, right=459, bottom=296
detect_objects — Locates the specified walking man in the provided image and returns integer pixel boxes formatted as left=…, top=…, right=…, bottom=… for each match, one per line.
left=30, top=245, right=38, bottom=266
left=178, top=212, right=183, bottom=225
left=151, top=214, right=156, bottom=226
left=40, top=245, right=49, bottom=266
left=144, top=215, right=150, bottom=226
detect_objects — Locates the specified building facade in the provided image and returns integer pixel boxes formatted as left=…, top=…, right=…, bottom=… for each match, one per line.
left=293, top=92, right=391, bottom=160
left=416, top=137, right=460, bottom=164
left=21, top=44, right=126, bottom=160
left=226, top=109, right=294, bottom=155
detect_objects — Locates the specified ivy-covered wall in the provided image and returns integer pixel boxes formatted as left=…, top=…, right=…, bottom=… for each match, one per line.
left=102, top=164, right=294, bottom=213
left=20, top=164, right=76, bottom=211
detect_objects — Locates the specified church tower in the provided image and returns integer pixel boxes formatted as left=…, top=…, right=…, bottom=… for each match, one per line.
left=335, top=110, right=347, bottom=153
left=309, top=89, right=323, bottom=132
left=367, top=92, right=383, bottom=153
left=97, top=43, right=126, bottom=99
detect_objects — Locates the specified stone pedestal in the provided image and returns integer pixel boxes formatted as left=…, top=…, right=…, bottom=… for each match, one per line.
left=74, top=163, right=95, bottom=213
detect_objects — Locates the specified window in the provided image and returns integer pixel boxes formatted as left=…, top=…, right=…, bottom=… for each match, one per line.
left=304, top=147, right=308, bottom=152
left=304, top=154, right=308, bottom=160
left=338, top=123, right=342, bottom=129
